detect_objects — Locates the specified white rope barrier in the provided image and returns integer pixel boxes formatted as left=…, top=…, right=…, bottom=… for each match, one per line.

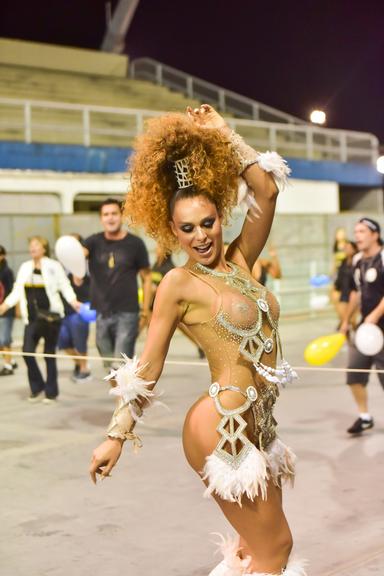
left=1, top=349, right=384, bottom=374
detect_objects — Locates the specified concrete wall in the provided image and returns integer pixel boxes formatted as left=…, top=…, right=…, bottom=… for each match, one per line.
left=2, top=211, right=383, bottom=316
left=0, top=38, right=128, bottom=77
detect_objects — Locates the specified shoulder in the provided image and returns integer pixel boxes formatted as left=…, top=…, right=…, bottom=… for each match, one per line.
left=352, top=252, right=363, bottom=267
left=157, top=267, right=192, bottom=299
left=18, top=260, right=32, bottom=274
left=84, top=233, right=102, bottom=247
left=44, top=258, right=64, bottom=273
left=125, top=233, right=147, bottom=249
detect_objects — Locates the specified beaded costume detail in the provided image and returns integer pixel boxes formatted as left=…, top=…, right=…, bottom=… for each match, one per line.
left=184, top=262, right=297, bottom=503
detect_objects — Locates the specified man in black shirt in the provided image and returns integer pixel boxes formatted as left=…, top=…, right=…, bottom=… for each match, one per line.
left=0, top=246, right=16, bottom=375
left=84, top=198, right=152, bottom=366
left=341, top=217, right=384, bottom=434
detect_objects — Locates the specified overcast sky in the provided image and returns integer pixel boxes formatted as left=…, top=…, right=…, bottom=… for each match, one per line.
left=1, top=0, right=383, bottom=142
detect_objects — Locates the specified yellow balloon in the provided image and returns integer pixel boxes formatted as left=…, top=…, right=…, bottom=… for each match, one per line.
left=304, top=333, right=346, bottom=366
left=138, top=287, right=143, bottom=305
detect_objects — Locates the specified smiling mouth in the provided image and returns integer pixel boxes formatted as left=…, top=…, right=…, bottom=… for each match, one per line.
left=194, top=242, right=213, bottom=255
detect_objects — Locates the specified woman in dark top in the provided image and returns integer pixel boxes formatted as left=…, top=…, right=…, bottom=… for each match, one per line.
left=334, top=240, right=358, bottom=328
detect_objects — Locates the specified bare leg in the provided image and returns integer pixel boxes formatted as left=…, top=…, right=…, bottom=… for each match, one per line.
left=350, top=383, right=368, bottom=413
left=1, top=346, right=12, bottom=365
left=64, top=347, right=84, bottom=372
left=183, top=395, right=292, bottom=574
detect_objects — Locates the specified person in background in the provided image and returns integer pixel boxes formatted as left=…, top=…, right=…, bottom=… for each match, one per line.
left=340, top=218, right=384, bottom=434
left=58, top=235, right=92, bottom=382
left=84, top=199, right=152, bottom=367
left=0, top=236, right=80, bottom=403
left=0, top=245, right=17, bottom=376
left=333, top=240, right=358, bottom=329
left=252, top=246, right=282, bottom=286
left=332, top=226, right=348, bottom=271
left=330, top=226, right=348, bottom=309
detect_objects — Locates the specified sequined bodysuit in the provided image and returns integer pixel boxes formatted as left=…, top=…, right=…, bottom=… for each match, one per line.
left=183, top=261, right=296, bottom=503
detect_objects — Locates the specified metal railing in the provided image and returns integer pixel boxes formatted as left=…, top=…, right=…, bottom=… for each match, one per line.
left=130, top=57, right=306, bottom=125
left=0, top=97, right=378, bottom=164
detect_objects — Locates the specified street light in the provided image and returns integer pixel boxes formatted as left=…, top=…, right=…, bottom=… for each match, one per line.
left=377, top=155, right=384, bottom=175
left=310, top=109, right=326, bottom=125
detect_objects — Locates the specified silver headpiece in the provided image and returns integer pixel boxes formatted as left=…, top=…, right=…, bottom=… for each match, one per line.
left=173, top=157, right=193, bottom=189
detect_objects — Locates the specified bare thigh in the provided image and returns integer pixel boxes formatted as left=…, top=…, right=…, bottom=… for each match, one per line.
left=182, top=394, right=292, bottom=573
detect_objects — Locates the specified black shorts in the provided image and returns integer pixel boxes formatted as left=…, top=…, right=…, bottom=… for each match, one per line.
left=347, top=343, right=384, bottom=388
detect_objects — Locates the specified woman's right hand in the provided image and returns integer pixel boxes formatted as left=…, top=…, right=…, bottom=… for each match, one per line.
left=89, top=437, right=123, bottom=484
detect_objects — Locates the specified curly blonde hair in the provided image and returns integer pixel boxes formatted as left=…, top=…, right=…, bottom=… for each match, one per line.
left=124, top=113, right=240, bottom=253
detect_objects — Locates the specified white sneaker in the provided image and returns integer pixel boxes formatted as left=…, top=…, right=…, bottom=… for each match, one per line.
left=28, top=393, right=43, bottom=403
left=42, top=397, right=58, bottom=405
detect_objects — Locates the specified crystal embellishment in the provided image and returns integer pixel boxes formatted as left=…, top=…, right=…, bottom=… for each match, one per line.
left=209, top=382, right=220, bottom=397
left=264, top=338, right=274, bottom=353
left=257, top=298, right=269, bottom=312
left=246, top=386, right=258, bottom=401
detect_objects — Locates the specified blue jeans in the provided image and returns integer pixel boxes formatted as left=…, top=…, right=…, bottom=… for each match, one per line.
left=58, top=313, right=89, bottom=354
left=0, top=316, right=14, bottom=347
left=96, top=312, right=139, bottom=366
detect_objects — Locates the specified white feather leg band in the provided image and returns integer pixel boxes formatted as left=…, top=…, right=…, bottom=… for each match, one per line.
left=209, top=534, right=251, bottom=576
left=202, top=438, right=296, bottom=504
left=209, top=534, right=307, bottom=576
left=244, top=557, right=308, bottom=576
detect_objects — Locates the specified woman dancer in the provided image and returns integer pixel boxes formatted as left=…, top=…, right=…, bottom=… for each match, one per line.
left=89, top=105, right=306, bottom=576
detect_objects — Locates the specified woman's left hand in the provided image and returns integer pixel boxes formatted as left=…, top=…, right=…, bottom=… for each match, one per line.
left=186, top=104, right=229, bottom=133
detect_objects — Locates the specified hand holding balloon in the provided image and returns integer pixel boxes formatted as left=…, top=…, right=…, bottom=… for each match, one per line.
left=79, top=302, right=97, bottom=323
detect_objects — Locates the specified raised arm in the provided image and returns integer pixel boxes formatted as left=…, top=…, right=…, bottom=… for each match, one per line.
left=186, top=104, right=288, bottom=272
left=231, top=160, right=278, bottom=271
left=89, top=268, right=185, bottom=483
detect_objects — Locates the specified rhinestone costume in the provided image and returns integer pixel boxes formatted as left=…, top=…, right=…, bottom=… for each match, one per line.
left=184, top=262, right=296, bottom=503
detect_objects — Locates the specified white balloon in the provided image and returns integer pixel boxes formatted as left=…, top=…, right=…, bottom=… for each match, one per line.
left=55, top=236, right=86, bottom=278
left=355, top=323, right=384, bottom=356
left=309, top=294, right=329, bottom=310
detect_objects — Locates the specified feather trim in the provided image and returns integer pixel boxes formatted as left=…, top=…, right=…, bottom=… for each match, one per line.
left=203, top=439, right=296, bottom=503
left=265, top=438, right=296, bottom=488
left=209, top=534, right=250, bottom=576
left=257, top=151, right=291, bottom=193
left=237, top=177, right=263, bottom=220
left=105, top=355, right=156, bottom=406
left=203, top=445, right=269, bottom=504
left=244, top=557, right=308, bottom=576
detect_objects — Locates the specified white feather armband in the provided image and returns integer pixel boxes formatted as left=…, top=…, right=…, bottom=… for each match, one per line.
left=257, top=151, right=291, bottom=192
left=237, top=152, right=291, bottom=215
left=105, top=355, right=156, bottom=408
left=105, top=355, right=164, bottom=444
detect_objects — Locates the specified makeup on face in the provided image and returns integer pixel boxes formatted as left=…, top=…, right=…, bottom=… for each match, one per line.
left=171, top=196, right=223, bottom=265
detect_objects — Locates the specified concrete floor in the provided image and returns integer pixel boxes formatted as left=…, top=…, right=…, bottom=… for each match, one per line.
left=1, top=315, right=384, bottom=576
